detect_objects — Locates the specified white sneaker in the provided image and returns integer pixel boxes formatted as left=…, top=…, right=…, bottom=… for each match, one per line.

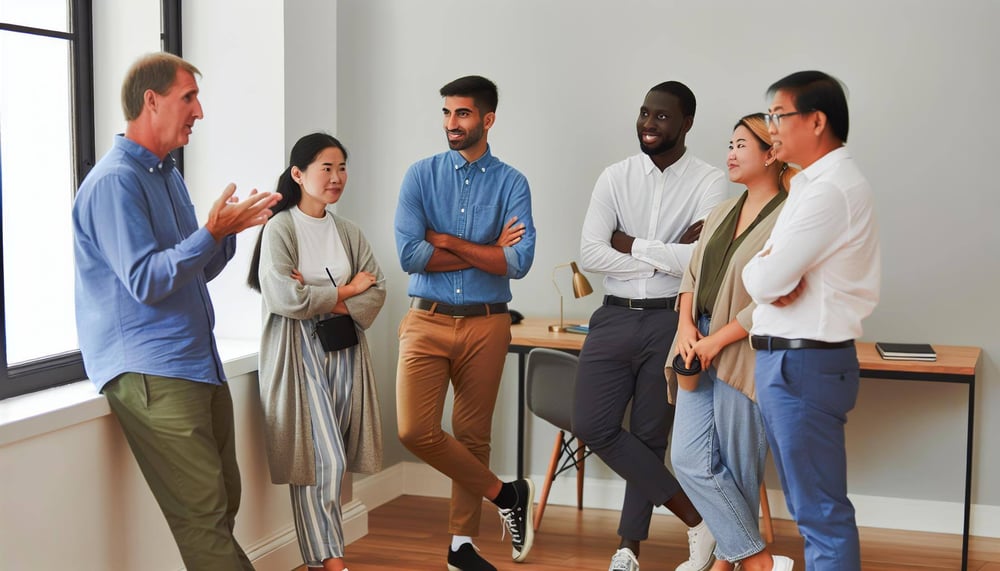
left=674, top=521, right=715, bottom=571
left=771, top=555, right=794, bottom=570
left=609, top=547, right=640, bottom=571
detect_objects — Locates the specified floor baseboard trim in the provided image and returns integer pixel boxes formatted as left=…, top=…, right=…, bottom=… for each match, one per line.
left=357, top=461, right=1000, bottom=539
left=244, top=525, right=300, bottom=571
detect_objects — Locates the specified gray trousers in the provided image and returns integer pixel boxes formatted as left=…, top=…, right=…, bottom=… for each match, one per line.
left=571, top=304, right=681, bottom=541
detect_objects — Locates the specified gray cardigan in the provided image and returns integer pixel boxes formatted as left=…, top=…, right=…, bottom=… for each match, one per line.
left=257, top=208, right=385, bottom=485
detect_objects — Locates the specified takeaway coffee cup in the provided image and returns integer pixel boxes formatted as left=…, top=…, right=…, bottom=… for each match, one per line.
left=672, top=353, right=702, bottom=391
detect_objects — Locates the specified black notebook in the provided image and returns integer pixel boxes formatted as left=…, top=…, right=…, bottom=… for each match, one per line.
left=875, top=342, right=936, bottom=361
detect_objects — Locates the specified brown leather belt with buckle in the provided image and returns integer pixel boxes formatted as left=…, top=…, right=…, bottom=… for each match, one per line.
left=411, top=297, right=509, bottom=317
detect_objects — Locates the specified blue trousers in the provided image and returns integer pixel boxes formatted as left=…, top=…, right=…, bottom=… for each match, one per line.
left=755, top=346, right=861, bottom=571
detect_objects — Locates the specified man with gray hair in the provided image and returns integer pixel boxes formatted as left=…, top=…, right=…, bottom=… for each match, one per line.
left=73, top=52, right=278, bottom=570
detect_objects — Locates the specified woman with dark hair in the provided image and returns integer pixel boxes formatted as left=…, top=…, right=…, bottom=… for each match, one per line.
left=249, top=133, right=385, bottom=571
left=666, top=114, right=796, bottom=571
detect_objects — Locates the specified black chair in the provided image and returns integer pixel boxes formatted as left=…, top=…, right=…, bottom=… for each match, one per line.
left=525, top=348, right=592, bottom=530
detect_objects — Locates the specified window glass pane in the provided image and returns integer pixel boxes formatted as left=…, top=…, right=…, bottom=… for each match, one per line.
left=0, top=31, right=77, bottom=365
left=0, top=0, right=70, bottom=33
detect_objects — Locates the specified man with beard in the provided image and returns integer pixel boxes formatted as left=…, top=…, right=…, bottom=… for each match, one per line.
left=394, top=75, right=537, bottom=571
left=573, top=81, right=727, bottom=571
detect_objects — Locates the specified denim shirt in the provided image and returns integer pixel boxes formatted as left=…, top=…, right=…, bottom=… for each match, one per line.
left=73, top=135, right=235, bottom=391
left=394, top=147, right=535, bottom=304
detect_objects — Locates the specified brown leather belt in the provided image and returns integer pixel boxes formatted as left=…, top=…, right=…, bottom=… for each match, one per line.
left=411, top=297, right=508, bottom=317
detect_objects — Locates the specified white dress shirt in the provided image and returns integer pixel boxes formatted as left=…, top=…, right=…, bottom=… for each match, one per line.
left=580, top=151, right=727, bottom=299
left=743, top=147, right=880, bottom=341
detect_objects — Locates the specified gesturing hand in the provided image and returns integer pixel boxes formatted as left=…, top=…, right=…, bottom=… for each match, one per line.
left=495, top=216, right=526, bottom=247
left=206, top=183, right=281, bottom=241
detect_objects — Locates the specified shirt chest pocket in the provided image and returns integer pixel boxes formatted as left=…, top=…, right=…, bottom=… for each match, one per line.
left=470, top=204, right=502, bottom=244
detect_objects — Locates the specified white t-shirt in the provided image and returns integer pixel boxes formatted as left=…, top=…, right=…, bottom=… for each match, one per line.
left=291, top=206, right=351, bottom=288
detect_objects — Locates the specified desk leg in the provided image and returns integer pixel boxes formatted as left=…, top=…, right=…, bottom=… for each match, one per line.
left=518, top=352, right=526, bottom=481
left=962, top=377, right=975, bottom=571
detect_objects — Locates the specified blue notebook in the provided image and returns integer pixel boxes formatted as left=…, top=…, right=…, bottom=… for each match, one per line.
left=564, top=324, right=589, bottom=335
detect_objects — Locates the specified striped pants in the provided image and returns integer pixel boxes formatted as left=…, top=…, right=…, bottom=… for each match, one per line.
left=291, top=317, right=356, bottom=567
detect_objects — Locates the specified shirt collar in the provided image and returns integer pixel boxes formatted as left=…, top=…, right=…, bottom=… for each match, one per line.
left=640, top=148, right=692, bottom=178
left=115, top=134, right=177, bottom=174
left=799, top=145, right=850, bottom=183
left=449, top=145, right=495, bottom=172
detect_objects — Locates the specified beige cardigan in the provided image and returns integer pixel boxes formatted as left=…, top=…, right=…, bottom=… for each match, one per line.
left=665, top=194, right=785, bottom=404
left=257, top=208, right=385, bottom=485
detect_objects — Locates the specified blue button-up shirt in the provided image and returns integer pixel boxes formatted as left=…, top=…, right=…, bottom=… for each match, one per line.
left=73, top=135, right=236, bottom=391
left=394, top=147, right=535, bottom=304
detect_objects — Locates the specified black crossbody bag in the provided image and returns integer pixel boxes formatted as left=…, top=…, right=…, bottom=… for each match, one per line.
left=314, top=314, right=359, bottom=352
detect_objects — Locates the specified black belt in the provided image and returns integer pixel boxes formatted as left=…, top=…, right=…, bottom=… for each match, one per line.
left=411, top=297, right=508, bottom=317
left=603, top=295, right=676, bottom=310
left=750, top=336, right=854, bottom=350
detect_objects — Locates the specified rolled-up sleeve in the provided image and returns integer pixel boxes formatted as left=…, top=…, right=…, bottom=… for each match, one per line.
left=394, top=165, right=435, bottom=274
left=502, top=174, right=535, bottom=279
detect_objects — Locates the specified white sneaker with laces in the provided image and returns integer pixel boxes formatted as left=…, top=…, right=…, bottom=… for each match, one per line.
left=608, top=547, right=640, bottom=571
left=674, top=520, right=716, bottom=571
left=771, top=555, right=794, bottom=570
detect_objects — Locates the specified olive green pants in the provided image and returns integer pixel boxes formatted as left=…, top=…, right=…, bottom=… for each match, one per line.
left=104, top=373, right=254, bottom=571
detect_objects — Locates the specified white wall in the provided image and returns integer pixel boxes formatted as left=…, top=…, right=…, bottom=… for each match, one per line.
left=333, top=0, right=1000, bottom=525
left=1, top=1, right=300, bottom=569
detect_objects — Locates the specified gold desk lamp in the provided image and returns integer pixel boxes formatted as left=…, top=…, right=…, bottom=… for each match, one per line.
left=549, top=261, right=594, bottom=332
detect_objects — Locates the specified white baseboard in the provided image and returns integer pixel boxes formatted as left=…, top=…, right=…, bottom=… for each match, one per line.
left=244, top=525, right=300, bottom=571
left=246, top=500, right=369, bottom=571
left=536, top=471, right=1000, bottom=539
left=356, top=462, right=1000, bottom=539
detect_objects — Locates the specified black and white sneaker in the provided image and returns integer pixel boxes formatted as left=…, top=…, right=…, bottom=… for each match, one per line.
left=447, top=543, right=497, bottom=571
left=497, top=478, right=535, bottom=562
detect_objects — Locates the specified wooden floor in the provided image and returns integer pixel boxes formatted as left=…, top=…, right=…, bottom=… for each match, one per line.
left=313, top=495, right=1000, bottom=570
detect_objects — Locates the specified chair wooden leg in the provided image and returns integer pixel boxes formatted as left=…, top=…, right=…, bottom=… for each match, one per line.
left=759, top=482, right=774, bottom=544
left=575, top=440, right=586, bottom=510
left=534, top=430, right=564, bottom=531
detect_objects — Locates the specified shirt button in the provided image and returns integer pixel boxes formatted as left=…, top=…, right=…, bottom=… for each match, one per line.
left=481, top=168, right=485, bottom=172
left=465, top=179, right=470, bottom=185
left=456, top=289, right=461, bottom=293
left=148, top=167, right=154, bottom=173
left=461, top=208, right=465, bottom=213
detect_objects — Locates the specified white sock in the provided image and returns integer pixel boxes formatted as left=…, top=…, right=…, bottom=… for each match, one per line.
left=451, top=535, right=473, bottom=551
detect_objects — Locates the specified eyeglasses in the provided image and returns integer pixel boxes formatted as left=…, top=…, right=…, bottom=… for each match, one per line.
left=764, top=111, right=807, bottom=129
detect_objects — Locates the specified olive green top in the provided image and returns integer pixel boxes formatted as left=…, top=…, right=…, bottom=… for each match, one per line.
left=696, top=190, right=786, bottom=315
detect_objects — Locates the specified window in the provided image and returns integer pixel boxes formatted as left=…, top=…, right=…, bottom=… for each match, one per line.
left=0, top=0, right=94, bottom=399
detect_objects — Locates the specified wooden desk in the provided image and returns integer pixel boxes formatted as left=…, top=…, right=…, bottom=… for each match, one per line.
left=509, top=318, right=981, bottom=569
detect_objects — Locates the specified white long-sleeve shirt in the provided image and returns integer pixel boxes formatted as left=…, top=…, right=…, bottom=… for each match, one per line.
left=742, top=147, right=880, bottom=341
left=580, top=151, right=727, bottom=299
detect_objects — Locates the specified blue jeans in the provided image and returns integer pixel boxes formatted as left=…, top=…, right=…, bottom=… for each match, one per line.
left=671, top=315, right=768, bottom=561
left=756, top=345, right=861, bottom=571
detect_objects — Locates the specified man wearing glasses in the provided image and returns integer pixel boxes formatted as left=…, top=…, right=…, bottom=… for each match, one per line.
left=742, top=71, right=881, bottom=570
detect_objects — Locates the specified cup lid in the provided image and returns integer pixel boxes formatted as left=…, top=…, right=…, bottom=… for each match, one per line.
left=672, top=353, right=702, bottom=376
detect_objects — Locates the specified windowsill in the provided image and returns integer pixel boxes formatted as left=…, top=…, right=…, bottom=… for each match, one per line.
left=0, top=338, right=260, bottom=448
